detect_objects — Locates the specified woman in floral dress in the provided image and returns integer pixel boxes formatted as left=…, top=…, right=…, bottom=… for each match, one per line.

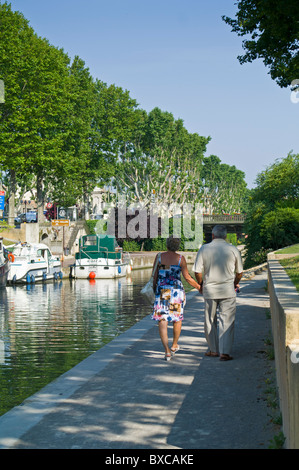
left=151, top=237, right=202, bottom=360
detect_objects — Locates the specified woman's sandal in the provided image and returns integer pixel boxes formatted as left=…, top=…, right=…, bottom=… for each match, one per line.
left=170, top=345, right=180, bottom=355
left=165, top=353, right=172, bottom=361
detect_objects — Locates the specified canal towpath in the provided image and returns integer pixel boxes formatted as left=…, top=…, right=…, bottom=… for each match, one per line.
left=0, top=269, right=278, bottom=449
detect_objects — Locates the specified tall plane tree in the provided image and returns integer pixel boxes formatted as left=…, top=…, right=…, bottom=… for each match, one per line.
left=201, top=155, right=248, bottom=214
left=0, top=2, right=72, bottom=222
left=115, top=107, right=210, bottom=208
left=0, top=2, right=37, bottom=223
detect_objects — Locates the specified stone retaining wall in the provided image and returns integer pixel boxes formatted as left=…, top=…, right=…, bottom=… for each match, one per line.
left=267, top=254, right=299, bottom=449
left=1, top=223, right=39, bottom=245
left=129, top=251, right=198, bottom=270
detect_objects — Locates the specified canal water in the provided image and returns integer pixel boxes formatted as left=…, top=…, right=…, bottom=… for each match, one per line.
left=0, top=266, right=196, bottom=417
left=0, top=269, right=153, bottom=417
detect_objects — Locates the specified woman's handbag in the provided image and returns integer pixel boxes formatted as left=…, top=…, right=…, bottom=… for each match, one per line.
left=141, top=253, right=160, bottom=304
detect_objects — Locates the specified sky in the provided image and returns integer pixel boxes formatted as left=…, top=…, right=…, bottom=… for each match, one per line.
left=6, top=0, right=299, bottom=188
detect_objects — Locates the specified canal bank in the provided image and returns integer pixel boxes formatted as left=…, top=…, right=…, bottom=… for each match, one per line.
left=60, top=251, right=198, bottom=278
left=60, top=247, right=249, bottom=279
left=128, top=251, right=198, bottom=270
left=0, top=270, right=278, bottom=449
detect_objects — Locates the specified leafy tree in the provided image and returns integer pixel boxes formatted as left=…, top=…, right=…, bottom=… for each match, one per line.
left=52, top=56, right=99, bottom=213
left=92, top=80, right=140, bottom=191
left=22, top=36, right=73, bottom=222
left=0, top=1, right=250, bottom=227
left=254, top=153, right=299, bottom=205
left=115, top=107, right=210, bottom=207
left=94, top=80, right=140, bottom=157
left=260, top=207, right=299, bottom=250
left=0, top=4, right=128, bottom=220
left=222, top=0, right=299, bottom=88
left=201, top=155, right=248, bottom=213
left=244, top=153, right=299, bottom=267
left=45, top=71, right=138, bottom=215
left=0, top=2, right=72, bottom=222
left=0, top=2, right=37, bottom=223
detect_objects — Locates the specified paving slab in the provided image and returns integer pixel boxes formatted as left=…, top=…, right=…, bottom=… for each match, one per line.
left=0, top=271, right=277, bottom=449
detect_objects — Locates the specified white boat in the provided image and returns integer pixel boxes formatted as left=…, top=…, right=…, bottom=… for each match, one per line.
left=70, top=234, right=132, bottom=279
left=0, top=237, right=9, bottom=287
left=6, top=242, right=63, bottom=284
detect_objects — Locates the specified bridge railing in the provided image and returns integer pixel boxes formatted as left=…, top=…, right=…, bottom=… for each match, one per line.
left=203, top=214, right=245, bottom=223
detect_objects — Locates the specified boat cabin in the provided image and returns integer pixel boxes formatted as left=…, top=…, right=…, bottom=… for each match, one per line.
left=75, top=235, right=122, bottom=261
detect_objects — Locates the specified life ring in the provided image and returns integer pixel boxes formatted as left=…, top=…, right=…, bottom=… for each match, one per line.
left=8, top=253, right=15, bottom=263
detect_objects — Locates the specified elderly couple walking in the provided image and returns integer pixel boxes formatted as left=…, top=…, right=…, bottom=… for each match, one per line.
left=151, top=225, right=243, bottom=361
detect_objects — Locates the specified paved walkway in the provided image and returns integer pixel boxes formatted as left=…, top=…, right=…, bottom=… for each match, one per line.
left=0, top=271, right=277, bottom=449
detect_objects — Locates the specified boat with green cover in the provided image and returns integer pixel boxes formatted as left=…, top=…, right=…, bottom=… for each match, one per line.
left=71, top=234, right=132, bottom=279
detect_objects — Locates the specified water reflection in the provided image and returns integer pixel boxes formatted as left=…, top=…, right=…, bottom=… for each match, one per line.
left=0, top=269, right=152, bottom=416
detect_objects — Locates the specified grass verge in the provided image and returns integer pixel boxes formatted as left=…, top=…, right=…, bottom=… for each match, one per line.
left=279, top=255, right=299, bottom=292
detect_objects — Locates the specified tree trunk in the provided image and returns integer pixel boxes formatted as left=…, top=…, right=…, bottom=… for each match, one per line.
left=8, top=170, right=16, bottom=227
left=36, top=172, right=45, bottom=223
left=83, top=190, right=90, bottom=220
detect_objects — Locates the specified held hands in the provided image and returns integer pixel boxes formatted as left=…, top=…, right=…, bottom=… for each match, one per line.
left=198, top=283, right=203, bottom=295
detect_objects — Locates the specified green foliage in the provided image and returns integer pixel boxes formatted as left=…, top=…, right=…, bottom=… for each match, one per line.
left=269, top=431, right=286, bottom=449
left=115, top=107, right=210, bottom=206
left=92, top=80, right=139, bottom=183
left=135, top=216, right=204, bottom=252
left=254, top=153, right=299, bottom=206
left=226, top=233, right=237, bottom=246
left=260, top=208, right=299, bottom=250
left=0, top=3, right=73, bottom=217
left=0, top=220, right=10, bottom=232
left=280, top=255, right=299, bottom=292
left=276, top=244, right=299, bottom=254
left=0, top=3, right=137, bottom=216
left=223, top=0, right=299, bottom=88
left=201, top=155, right=248, bottom=213
left=250, top=247, right=273, bottom=266
left=122, top=240, right=140, bottom=252
left=143, top=237, right=167, bottom=252
left=85, top=220, right=98, bottom=235
left=0, top=2, right=249, bottom=222
left=244, top=153, right=299, bottom=267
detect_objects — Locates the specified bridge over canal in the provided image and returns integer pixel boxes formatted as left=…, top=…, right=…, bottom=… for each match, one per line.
left=203, top=214, right=245, bottom=242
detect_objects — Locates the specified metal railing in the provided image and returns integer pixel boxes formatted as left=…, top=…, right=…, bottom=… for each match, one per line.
left=203, top=214, right=245, bottom=223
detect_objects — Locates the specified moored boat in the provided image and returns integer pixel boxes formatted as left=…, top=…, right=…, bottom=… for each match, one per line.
left=70, top=234, right=132, bottom=279
left=6, top=242, right=63, bottom=284
left=0, top=237, right=9, bottom=287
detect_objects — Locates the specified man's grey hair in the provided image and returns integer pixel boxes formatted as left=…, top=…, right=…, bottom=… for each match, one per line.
left=212, top=225, right=227, bottom=239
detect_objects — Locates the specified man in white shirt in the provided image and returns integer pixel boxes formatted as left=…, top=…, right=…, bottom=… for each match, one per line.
left=193, top=225, right=243, bottom=361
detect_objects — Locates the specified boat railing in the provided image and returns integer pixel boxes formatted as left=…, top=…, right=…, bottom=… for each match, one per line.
left=79, top=249, right=92, bottom=260
left=78, top=246, right=110, bottom=265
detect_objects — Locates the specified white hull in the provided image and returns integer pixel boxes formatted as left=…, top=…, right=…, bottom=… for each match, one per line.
left=8, top=260, right=62, bottom=284
left=72, top=258, right=132, bottom=279
left=7, top=242, right=63, bottom=284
